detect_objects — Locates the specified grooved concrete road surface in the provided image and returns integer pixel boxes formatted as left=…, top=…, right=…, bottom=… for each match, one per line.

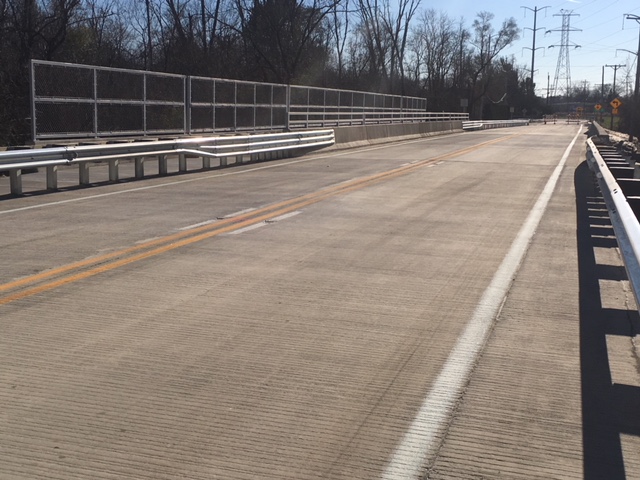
left=1, top=124, right=639, bottom=479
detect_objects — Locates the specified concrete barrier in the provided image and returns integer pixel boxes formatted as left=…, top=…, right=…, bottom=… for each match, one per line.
left=331, top=121, right=463, bottom=149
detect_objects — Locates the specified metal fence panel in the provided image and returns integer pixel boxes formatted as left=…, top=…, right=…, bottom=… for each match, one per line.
left=32, top=61, right=186, bottom=139
left=31, top=60, right=457, bottom=141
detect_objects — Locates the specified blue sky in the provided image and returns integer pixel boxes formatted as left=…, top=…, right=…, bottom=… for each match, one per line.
left=425, top=0, right=640, bottom=96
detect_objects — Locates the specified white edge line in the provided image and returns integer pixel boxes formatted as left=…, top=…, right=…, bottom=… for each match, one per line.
left=381, top=125, right=583, bottom=480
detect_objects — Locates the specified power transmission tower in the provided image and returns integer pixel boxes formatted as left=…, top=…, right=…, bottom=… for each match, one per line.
left=547, top=9, right=581, bottom=98
left=522, top=6, right=550, bottom=96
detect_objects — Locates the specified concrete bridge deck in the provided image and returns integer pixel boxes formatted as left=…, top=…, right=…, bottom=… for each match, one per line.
left=0, top=124, right=638, bottom=479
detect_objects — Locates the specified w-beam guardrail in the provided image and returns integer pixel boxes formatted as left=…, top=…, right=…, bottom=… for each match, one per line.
left=586, top=130, right=640, bottom=313
left=462, top=119, right=530, bottom=131
left=0, top=130, right=334, bottom=196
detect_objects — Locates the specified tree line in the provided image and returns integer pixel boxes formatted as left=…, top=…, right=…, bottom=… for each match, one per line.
left=0, top=0, right=541, bottom=146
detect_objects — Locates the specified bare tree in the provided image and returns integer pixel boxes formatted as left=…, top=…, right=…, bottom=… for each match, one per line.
left=466, top=12, right=519, bottom=118
left=232, top=0, right=340, bottom=84
left=327, top=0, right=350, bottom=83
left=382, top=0, right=420, bottom=94
left=409, top=9, right=459, bottom=106
left=356, top=0, right=420, bottom=93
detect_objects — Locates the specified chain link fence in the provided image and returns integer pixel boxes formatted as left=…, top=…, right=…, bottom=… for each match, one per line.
left=31, top=61, right=186, bottom=140
left=31, top=60, right=457, bottom=141
left=288, top=86, right=428, bottom=128
left=189, top=76, right=288, bottom=133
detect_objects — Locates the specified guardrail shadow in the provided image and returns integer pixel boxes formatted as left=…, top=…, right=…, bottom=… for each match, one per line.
left=575, top=160, right=640, bottom=480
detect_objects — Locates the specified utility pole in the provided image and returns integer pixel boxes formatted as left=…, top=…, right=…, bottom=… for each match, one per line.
left=547, top=10, right=581, bottom=101
left=522, top=6, right=550, bottom=96
left=606, top=64, right=626, bottom=129
left=605, top=64, right=626, bottom=97
left=547, top=72, right=550, bottom=104
left=624, top=14, right=640, bottom=141
left=616, top=49, right=637, bottom=96
left=602, top=65, right=606, bottom=122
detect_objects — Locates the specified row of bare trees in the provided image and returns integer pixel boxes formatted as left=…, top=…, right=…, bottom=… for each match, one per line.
left=0, top=0, right=532, bottom=145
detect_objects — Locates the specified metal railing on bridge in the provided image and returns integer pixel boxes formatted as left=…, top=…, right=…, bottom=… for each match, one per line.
left=462, top=119, right=530, bottom=131
left=30, top=60, right=466, bottom=141
left=586, top=122, right=640, bottom=313
left=1, top=129, right=334, bottom=196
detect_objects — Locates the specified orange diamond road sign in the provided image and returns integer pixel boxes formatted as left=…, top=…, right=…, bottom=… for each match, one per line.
left=610, top=98, right=622, bottom=109
left=595, top=104, right=602, bottom=111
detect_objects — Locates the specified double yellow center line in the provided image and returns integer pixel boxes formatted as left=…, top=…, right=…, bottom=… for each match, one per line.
left=0, top=134, right=517, bottom=306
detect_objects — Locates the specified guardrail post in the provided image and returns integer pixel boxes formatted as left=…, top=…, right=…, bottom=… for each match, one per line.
left=220, top=156, right=227, bottom=167
left=158, top=155, right=168, bottom=175
left=109, top=159, right=119, bottom=182
left=46, top=165, right=58, bottom=190
left=306, top=88, right=310, bottom=128
left=285, top=85, right=291, bottom=131
left=30, top=61, right=37, bottom=143
left=93, top=68, right=98, bottom=137
left=202, top=155, right=210, bottom=169
left=233, top=83, right=237, bottom=131
left=134, top=157, right=144, bottom=178
left=10, top=169, right=22, bottom=195
left=179, top=153, right=187, bottom=172
left=79, top=163, right=90, bottom=185
left=143, top=73, right=148, bottom=136
left=185, top=76, right=191, bottom=135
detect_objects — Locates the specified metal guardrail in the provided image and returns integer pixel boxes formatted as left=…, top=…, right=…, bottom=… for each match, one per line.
left=462, top=119, right=530, bottom=131
left=0, top=130, right=334, bottom=196
left=586, top=135, right=640, bottom=312
left=291, top=111, right=468, bottom=129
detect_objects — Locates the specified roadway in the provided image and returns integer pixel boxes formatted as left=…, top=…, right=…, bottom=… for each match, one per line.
left=1, top=124, right=639, bottom=479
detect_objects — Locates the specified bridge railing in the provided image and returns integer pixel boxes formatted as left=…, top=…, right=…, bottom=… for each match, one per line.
left=30, top=60, right=466, bottom=141
left=31, top=61, right=188, bottom=140
left=586, top=128, right=640, bottom=312
left=462, top=119, right=530, bottom=131
left=1, top=129, right=335, bottom=196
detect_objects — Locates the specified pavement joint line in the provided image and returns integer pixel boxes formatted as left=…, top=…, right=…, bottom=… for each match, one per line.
left=0, top=134, right=519, bottom=306
left=381, top=125, right=584, bottom=480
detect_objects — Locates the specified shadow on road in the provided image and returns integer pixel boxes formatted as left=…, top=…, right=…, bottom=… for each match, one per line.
left=575, top=160, right=640, bottom=480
